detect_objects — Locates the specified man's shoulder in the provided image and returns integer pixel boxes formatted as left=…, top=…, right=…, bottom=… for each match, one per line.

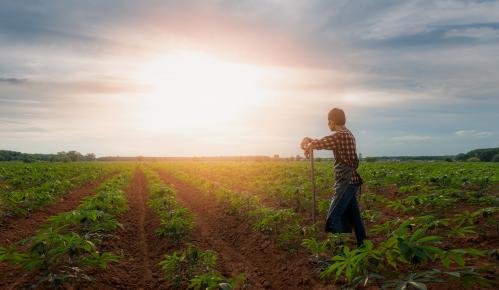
left=337, top=129, right=355, bottom=136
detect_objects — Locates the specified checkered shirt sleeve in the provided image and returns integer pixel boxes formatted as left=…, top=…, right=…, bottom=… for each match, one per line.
left=311, top=131, right=363, bottom=185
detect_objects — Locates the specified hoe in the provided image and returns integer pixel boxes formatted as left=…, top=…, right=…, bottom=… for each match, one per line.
left=310, top=149, right=317, bottom=225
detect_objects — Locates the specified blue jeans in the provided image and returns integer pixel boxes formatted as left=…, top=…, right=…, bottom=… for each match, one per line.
left=325, top=184, right=366, bottom=246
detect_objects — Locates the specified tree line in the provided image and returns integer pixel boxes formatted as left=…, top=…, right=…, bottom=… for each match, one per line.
left=454, top=147, right=499, bottom=162
left=0, top=150, right=96, bottom=162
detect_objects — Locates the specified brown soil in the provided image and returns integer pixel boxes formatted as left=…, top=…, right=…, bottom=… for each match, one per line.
left=0, top=175, right=111, bottom=289
left=0, top=175, right=110, bottom=246
left=156, top=170, right=333, bottom=290
left=84, top=168, right=171, bottom=290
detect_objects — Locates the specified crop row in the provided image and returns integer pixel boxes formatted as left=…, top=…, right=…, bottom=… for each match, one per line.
left=152, top=161, right=497, bottom=289
left=0, top=162, right=128, bottom=218
left=0, top=162, right=117, bottom=191
left=157, top=161, right=498, bottom=249
left=142, top=165, right=243, bottom=289
left=0, top=169, right=133, bottom=288
left=158, top=161, right=498, bottom=215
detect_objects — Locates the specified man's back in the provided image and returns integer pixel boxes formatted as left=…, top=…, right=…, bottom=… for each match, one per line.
left=310, top=128, right=362, bottom=185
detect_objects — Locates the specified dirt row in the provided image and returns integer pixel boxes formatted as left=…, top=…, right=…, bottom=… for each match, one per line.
left=0, top=176, right=111, bottom=246
left=87, top=168, right=331, bottom=289
left=84, top=168, right=170, bottom=289
left=0, top=167, right=332, bottom=289
left=156, top=170, right=331, bottom=290
left=0, top=175, right=111, bottom=288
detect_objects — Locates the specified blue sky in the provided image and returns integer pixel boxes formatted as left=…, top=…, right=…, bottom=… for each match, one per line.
left=0, top=0, right=498, bottom=157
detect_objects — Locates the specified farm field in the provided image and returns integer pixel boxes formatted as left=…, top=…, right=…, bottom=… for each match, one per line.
left=0, top=160, right=497, bottom=289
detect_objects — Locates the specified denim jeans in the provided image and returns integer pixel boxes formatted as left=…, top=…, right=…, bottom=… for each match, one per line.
left=325, top=184, right=366, bottom=247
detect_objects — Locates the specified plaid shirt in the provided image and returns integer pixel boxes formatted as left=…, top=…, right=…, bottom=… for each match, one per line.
left=311, top=129, right=362, bottom=185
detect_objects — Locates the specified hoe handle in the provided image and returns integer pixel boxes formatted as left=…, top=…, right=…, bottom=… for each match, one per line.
left=310, top=149, right=317, bottom=225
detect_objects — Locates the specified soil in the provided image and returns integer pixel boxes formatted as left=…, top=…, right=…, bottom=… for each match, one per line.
left=83, top=168, right=171, bottom=290
left=0, top=175, right=110, bottom=246
left=0, top=175, right=111, bottom=289
left=156, top=170, right=333, bottom=290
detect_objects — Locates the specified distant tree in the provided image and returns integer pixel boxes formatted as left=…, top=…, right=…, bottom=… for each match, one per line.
left=364, top=157, right=377, bottom=162
left=0, top=150, right=94, bottom=162
left=21, top=156, right=34, bottom=163
left=56, top=151, right=70, bottom=162
left=492, top=154, right=499, bottom=162
left=455, top=153, right=467, bottom=161
left=84, top=153, right=96, bottom=161
left=66, top=151, right=83, bottom=162
left=465, top=147, right=499, bottom=162
left=467, top=157, right=480, bottom=162
left=445, top=157, right=453, bottom=162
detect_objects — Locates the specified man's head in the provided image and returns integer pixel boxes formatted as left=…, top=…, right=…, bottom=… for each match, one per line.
left=328, top=108, right=346, bottom=131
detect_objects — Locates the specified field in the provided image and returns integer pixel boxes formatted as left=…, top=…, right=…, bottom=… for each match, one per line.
left=0, top=160, right=497, bottom=289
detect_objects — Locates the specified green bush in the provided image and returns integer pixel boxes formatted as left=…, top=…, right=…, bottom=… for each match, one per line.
left=467, top=157, right=480, bottom=162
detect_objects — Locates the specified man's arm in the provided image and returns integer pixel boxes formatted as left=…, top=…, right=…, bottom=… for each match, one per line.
left=301, top=134, right=338, bottom=158
left=310, top=134, right=338, bottom=150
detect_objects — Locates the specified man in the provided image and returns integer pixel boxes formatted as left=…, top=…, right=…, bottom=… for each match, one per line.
left=301, top=108, right=366, bottom=247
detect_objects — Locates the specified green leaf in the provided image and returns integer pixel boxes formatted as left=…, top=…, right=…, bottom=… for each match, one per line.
left=416, top=235, right=441, bottom=244
left=453, top=254, right=465, bottom=267
left=409, top=281, right=427, bottom=290
left=441, top=255, right=450, bottom=268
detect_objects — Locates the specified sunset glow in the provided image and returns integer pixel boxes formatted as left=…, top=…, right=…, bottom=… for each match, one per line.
left=1, top=1, right=498, bottom=156
left=134, top=50, right=276, bottom=133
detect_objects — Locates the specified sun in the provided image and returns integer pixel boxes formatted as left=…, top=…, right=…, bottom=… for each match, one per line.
left=134, top=50, right=273, bottom=134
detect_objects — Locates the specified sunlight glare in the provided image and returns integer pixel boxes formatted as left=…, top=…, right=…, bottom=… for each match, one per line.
left=135, top=50, right=274, bottom=133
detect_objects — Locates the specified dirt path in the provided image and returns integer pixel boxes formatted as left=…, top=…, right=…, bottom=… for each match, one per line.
left=0, top=175, right=110, bottom=246
left=0, top=176, right=111, bottom=289
left=156, top=171, right=332, bottom=290
left=87, top=168, right=170, bottom=290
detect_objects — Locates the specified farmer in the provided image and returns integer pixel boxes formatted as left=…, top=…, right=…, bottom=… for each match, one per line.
left=301, top=108, right=366, bottom=247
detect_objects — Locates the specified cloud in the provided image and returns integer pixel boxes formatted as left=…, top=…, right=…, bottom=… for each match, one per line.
left=454, top=130, right=494, bottom=137
left=0, top=77, right=27, bottom=84
left=391, top=135, right=433, bottom=141
left=0, top=0, right=498, bottom=156
left=446, top=26, right=499, bottom=39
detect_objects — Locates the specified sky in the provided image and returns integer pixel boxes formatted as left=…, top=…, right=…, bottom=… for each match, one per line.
left=1, top=0, right=498, bottom=157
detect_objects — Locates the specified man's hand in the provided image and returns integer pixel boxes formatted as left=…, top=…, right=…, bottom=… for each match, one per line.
left=300, top=137, right=313, bottom=150
left=301, top=137, right=313, bottom=159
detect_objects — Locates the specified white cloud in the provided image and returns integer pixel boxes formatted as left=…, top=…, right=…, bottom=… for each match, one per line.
left=446, top=27, right=499, bottom=39
left=362, top=0, right=499, bottom=40
left=391, top=135, right=433, bottom=141
left=455, top=130, right=494, bottom=137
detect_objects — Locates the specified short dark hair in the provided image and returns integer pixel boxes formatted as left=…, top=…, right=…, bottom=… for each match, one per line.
left=328, top=108, right=346, bottom=126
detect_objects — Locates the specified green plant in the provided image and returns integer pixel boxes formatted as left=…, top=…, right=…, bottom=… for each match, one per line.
left=301, top=237, right=328, bottom=257
left=188, top=272, right=243, bottom=290
left=387, top=200, right=408, bottom=212
left=0, top=169, right=132, bottom=288
left=382, top=270, right=443, bottom=290
left=452, top=211, right=477, bottom=225
left=320, top=246, right=360, bottom=282
left=15, top=229, right=118, bottom=288
left=371, top=219, right=400, bottom=237
left=438, top=248, right=485, bottom=268
left=159, top=244, right=218, bottom=288
left=361, top=209, right=380, bottom=222
left=249, top=207, right=302, bottom=247
left=432, top=268, right=493, bottom=289
left=156, top=208, right=193, bottom=242
left=396, top=227, right=443, bottom=265
left=446, top=223, right=476, bottom=238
